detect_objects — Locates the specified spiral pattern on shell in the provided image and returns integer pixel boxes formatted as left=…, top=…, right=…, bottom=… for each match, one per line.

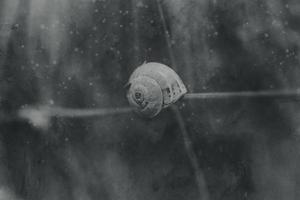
left=126, top=62, right=187, bottom=118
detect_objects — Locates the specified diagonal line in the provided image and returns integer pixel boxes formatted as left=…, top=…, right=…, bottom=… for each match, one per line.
left=171, top=106, right=210, bottom=200
left=156, top=0, right=177, bottom=70
left=156, top=0, right=210, bottom=198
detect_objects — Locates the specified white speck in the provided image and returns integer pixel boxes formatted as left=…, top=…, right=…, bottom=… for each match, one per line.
left=136, top=1, right=144, bottom=7
left=216, top=118, right=222, bottom=123
left=49, top=99, right=54, bottom=105
left=40, top=24, right=46, bottom=30
left=264, top=33, right=269, bottom=38
left=19, top=107, right=50, bottom=129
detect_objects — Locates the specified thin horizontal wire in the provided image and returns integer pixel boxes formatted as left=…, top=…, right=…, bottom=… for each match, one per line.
left=19, top=106, right=132, bottom=118
left=16, top=106, right=132, bottom=128
left=184, top=89, right=300, bottom=99
left=14, top=89, right=300, bottom=122
left=46, top=106, right=132, bottom=117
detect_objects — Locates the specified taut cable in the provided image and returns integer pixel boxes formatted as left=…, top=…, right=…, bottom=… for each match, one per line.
left=184, top=89, right=300, bottom=99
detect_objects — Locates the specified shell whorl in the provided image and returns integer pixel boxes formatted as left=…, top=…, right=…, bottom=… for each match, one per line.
left=127, top=62, right=187, bottom=118
left=127, top=76, right=163, bottom=118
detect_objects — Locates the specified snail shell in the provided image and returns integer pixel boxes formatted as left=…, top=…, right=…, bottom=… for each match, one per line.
left=126, top=62, right=187, bottom=118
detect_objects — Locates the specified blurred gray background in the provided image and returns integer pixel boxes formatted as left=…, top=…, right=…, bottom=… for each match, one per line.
left=1, top=0, right=300, bottom=199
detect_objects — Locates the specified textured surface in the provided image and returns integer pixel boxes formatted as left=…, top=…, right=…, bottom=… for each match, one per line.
left=1, top=0, right=300, bottom=200
left=128, top=62, right=187, bottom=108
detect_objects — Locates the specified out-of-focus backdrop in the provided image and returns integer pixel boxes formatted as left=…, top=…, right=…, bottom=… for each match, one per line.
left=1, top=0, right=300, bottom=199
